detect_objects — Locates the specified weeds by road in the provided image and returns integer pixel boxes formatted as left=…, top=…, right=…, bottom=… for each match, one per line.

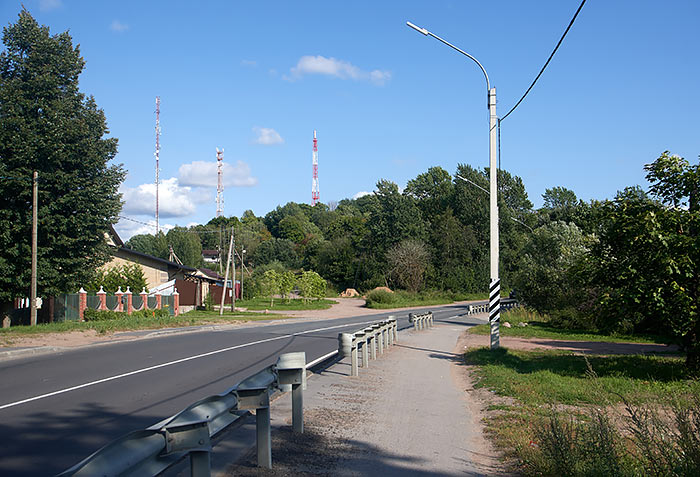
left=469, top=308, right=671, bottom=344
left=465, top=345, right=700, bottom=476
left=365, top=290, right=488, bottom=309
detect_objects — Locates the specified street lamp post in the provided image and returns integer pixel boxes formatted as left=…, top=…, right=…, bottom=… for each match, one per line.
left=407, top=21, right=500, bottom=349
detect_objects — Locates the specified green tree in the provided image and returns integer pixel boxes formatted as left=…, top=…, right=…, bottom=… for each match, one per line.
left=260, top=269, right=280, bottom=308
left=87, top=264, right=148, bottom=294
left=513, top=221, right=592, bottom=321
left=386, top=239, right=430, bottom=292
left=0, top=11, right=125, bottom=311
left=279, top=270, right=296, bottom=302
left=252, top=238, right=299, bottom=268
left=166, top=227, right=202, bottom=268
left=125, top=232, right=168, bottom=258
left=589, top=152, right=699, bottom=369
left=298, top=270, right=326, bottom=302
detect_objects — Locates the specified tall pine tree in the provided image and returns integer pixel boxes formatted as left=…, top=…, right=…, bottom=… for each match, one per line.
left=0, top=10, right=125, bottom=310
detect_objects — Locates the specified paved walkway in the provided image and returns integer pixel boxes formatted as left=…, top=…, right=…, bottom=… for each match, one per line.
left=213, top=322, right=508, bottom=476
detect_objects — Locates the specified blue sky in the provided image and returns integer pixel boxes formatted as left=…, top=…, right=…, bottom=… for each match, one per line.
left=2, top=1, right=699, bottom=240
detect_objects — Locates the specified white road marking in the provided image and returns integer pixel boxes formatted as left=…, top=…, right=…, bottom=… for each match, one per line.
left=0, top=319, right=380, bottom=411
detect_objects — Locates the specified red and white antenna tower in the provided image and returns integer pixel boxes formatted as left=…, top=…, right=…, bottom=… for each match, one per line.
left=216, top=148, right=224, bottom=217
left=154, top=96, right=161, bottom=234
left=311, top=130, right=319, bottom=205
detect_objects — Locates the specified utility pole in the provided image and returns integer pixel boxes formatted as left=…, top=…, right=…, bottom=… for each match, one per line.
left=30, top=171, right=38, bottom=326
left=488, top=87, right=500, bottom=350
left=406, top=21, right=500, bottom=349
left=219, top=226, right=234, bottom=316
left=231, top=233, right=236, bottom=313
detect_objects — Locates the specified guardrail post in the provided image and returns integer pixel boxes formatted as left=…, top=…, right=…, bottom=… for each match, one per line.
left=376, top=324, right=384, bottom=355
left=276, top=352, right=306, bottom=433
left=391, top=317, right=398, bottom=343
left=386, top=317, right=394, bottom=345
left=256, top=406, right=271, bottom=468
left=338, top=333, right=353, bottom=358
left=369, top=328, right=377, bottom=360
left=428, top=311, right=434, bottom=328
left=355, top=331, right=367, bottom=368
left=363, top=327, right=373, bottom=365
left=350, top=335, right=359, bottom=376
left=190, top=451, right=210, bottom=477
left=411, top=313, right=418, bottom=331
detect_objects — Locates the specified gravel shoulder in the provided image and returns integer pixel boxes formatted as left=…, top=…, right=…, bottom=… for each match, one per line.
left=220, top=323, right=512, bottom=476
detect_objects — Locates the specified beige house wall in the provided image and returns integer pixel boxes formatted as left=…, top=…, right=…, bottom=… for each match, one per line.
left=102, top=255, right=172, bottom=291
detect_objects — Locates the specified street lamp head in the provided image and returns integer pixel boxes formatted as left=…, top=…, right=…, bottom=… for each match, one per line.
left=406, top=21, right=429, bottom=36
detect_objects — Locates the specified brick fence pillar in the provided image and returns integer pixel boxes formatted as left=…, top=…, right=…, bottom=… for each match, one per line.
left=115, top=287, right=124, bottom=312
left=140, top=288, right=148, bottom=311
left=156, top=292, right=162, bottom=310
left=125, top=287, right=133, bottom=315
left=78, top=288, right=87, bottom=321
left=173, top=288, right=180, bottom=317
left=97, top=286, right=107, bottom=311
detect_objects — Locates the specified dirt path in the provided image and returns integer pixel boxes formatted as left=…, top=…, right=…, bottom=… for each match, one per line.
left=460, top=331, right=680, bottom=355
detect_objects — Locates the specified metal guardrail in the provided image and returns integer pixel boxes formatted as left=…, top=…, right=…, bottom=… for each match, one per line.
left=338, top=317, right=398, bottom=377
left=467, top=298, right=518, bottom=315
left=58, top=304, right=519, bottom=477
left=408, top=311, right=433, bottom=330
left=58, top=352, right=307, bottom=477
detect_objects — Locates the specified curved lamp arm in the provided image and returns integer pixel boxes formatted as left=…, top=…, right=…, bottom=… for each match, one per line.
left=406, top=21, right=491, bottom=97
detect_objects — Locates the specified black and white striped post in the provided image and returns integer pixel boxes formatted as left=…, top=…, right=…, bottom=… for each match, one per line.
left=489, top=278, right=500, bottom=349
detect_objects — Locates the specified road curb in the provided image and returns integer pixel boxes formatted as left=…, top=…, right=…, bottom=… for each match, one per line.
left=0, top=346, right=66, bottom=360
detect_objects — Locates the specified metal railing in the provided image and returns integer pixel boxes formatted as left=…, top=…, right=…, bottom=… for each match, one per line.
left=408, top=311, right=433, bottom=330
left=466, top=298, right=518, bottom=315
left=57, top=305, right=517, bottom=476
left=58, top=352, right=307, bottom=477
left=338, top=316, right=421, bottom=377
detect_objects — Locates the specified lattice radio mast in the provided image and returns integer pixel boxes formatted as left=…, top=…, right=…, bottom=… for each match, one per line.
left=154, top=96, right=161, bottom=234
left=216, top=148, right=224, bottom=217
left=311, top=130, right=319, bottom=205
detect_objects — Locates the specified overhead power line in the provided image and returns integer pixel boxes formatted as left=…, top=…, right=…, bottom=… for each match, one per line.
left=117, top=216, right=225, bottom=235
left=500, top=0, right=587, bottom=123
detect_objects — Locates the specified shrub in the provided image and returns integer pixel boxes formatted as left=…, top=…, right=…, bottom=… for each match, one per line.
left=365, top=289, right=397, bottom=306
left=83, top=307, right=170, bottom=321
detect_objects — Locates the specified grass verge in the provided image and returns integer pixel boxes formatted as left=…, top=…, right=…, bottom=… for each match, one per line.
left=0, top=309, right=293, bottom=344
left=234, top=297, right=336, bottom=311
left=365, top=290, right=488, bottom=309
left=469, top=308, right=671, bottom=344
left=466, top=346, right=700, bottom=476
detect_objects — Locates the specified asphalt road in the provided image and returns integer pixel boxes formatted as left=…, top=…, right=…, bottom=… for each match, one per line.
left=0, top=301, right=484, bottom=476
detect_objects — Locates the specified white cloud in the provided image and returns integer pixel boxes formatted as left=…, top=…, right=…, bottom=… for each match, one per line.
left=353, top=191, right=372, bottom=199
left=178, top=160, right=258, bottom=187
left=285, top=55, right=391, bottom=85
left=241, top=59, right=257, bottom=67
left=252, top=127, right=284, bottom=145
left=110, top=20, right=129, bottom=32
left=120, top=177, right=201, bottom=218
left=40, top=0, right=62, bottom=11
left=114, top=219, right=179, bottom=242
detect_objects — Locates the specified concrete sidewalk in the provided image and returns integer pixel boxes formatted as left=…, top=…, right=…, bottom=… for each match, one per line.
left=210, top=322, right=508, bottom=476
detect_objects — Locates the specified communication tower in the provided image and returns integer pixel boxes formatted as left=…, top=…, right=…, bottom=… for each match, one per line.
left=312, top=130, right=319, bottom=205
left=154, top=97, right=161, bottom=234
left=216, top=148, right=224, bottom=217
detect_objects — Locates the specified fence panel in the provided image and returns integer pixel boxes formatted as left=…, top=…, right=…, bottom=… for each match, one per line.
left=161, top=296, right=175, bottom=315
left=86, top=295, right=101, bottom=310
left=132, top=295, right=143, bottom=311
left=54, top=294, right=80, bottom=322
